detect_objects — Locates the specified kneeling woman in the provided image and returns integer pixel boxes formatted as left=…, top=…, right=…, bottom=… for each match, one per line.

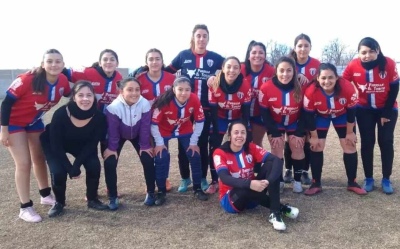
left=41, top=81, right=109, bottom=217
left=303, top=63, right=366, bottom=196
left=151, top=76, right=208, bottom=204
left=213, top=120, right=299, bottom=231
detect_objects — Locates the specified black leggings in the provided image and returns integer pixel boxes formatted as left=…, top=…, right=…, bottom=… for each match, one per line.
left=356, top=108, right=397, bottom=179
left=229, top=158, right=282, bottom=213
left=42, top=139, right=101, bottom=205
left=103, top=137, right=155, bottom=197
left=179, top=110, right=212, bottom=179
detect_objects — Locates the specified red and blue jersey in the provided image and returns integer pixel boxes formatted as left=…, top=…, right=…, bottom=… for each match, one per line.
left=208, top=78, right=252, bottom=120
left=303, top=78, right=358, bottom=118
left=136, top=71, right=175, bottom=105
left=342, top=57, right=399, bottom=109
left=66, top=67, right=123, bottom=112
left=241, top=63, right=274, bottom=117
left=151, top=93, right=205, bottom=138
left=296, top=57, right=320, bottom=82
left=259, top=79, right=303, bottom=126
left=166, top=49, right=224, bottom=108
left=213, top=142, right=269, bottom=200
left=6, top=74, right=70, bottom=126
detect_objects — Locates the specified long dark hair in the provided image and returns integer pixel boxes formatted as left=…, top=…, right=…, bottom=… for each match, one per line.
left=357, top=37, right=387, bottom=76
left=274, top=56, right=302, bottom=103
left=91, top=49, right=119, bottom=68
left=32, top=49, right=63, bottom=93
left=224, top=120, right=251, bottom=152
left=312, top=63, right=342, bottom=98
left=212, top=56, right=241, bottom=92
left=138, top=48, right=166, bottom=73
left=289, top=33, right=312, bottom=63
left=152, top=76, right=191, bottom=110
left=116, top=77, right=141, bottom=90
left=244, top=40, right=271, bottom=76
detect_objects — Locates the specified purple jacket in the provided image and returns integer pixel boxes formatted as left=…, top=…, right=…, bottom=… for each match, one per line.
left=105, top=95, right=152, bottom=151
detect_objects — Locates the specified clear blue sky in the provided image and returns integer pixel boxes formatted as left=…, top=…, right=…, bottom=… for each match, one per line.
left=0, top=0, right=398, bottom=69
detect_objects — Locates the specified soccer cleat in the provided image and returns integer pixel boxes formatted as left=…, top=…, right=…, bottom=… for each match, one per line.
left=201, top=178, right=209, bottom=191
left=19, top=207, right=42, bottom=223
left=177, top=178, right=192, bottom=193
left=381, top=178, right=394, bottom=195
left=304, top=182, right=322, bottom=196
left=363, top=178, right=375, bottom=192
left=143, top=193, right=156, bottom=206
left=48, top=202, right=65, bottom=217
left=292, top=181, right=303, bottom=193
left=283, top=169, right=293, bottom=183
left=154, top=192, right=166, bottom=206
left=88, top=199, right=109, bottom=210
left=205, top=181, right=219, bottom=194
left=108, top=197, right=119, bottom=211
left=40, top=194, right=56, bottom=206
left=347, top=182, right=367, bottom=195
left=301, top=171, right=312, bottom=185
left=269, top=212, right=286, bottom=231
left=281, top=204, right=299, bottom=219
left=194, top=189, right=209, bottom=201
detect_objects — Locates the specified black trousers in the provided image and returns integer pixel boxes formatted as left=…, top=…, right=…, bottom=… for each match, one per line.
left=356, top=108, right=398, bottom=179
left=103, top=137, right=155, bottom=197
left=42, top=139, right=101, bottom=205
left=229, top=158, right=282, bottom=212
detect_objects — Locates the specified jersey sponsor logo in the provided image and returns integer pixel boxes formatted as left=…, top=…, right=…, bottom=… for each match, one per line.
left=226, top=160, right=233, bottom=164
left=339, top=98, right=347, bottom=105
left=353, top=73, right=361, bottom=77
left=207, top=59, right=214, bottom=67
left=165, top=111, right=173, bottom=115
left=351, top=93, right=357, bottom=102
left=142, top=89, right=149, bottom=94
left=184, top=59, right=192, bottom=63
left=10, top=77, right=23, bottom=90
left=186, top=69, right=196, bottom=78
left=309, top=68, right=317, bottom=76
left=91, top=81, right=101, bottom=86
left=268, top=97, right=277, bottom=101
left=214, top=155, right=221, bottom=166
left=356, top=83, right=367, bottom=93
left=214, top=93, right=221, bottom=97
left=314, top=101, right=322, bottom=105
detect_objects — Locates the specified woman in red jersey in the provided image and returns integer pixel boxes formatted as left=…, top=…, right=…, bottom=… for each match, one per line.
left=259, top=56, right=306, bottom=194
left=284, top=34, right=321, bottom=185
left=303, top=63, right=366, bottom=196
left=342, top=37, right=399, bottom=194
left=213, top=120, right=299, bottom=231
left=0, top=49, right=70, bottom=222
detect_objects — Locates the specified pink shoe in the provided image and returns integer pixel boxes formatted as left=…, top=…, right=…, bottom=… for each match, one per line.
left=19, top=207, right=42, bottom=223
left=205, top=182, right=219, bottom=194
left=40, top=194, right=56, bottom=206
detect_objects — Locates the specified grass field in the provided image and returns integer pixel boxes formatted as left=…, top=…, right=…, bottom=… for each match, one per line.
left=0, top=98, right=399, bottom=249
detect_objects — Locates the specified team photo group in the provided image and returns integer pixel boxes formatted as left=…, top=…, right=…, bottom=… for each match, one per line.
left=0, top=23, right=398, bottom=232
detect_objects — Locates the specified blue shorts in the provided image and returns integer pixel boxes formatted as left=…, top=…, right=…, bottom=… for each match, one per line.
left=220, top=191, right=258, bottom=213
left=8, top=120, right=45, bottom=134
left=316, top=114, right=348, bottom=139
left=267, top=122, right=298, bottom=136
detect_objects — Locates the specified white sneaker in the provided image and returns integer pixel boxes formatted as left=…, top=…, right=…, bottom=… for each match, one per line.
left=19, top=207, right=42, bottom=223
left=40, top=194, right=56, bottom=206
left=293, top=181, right=303, bottom=193
left=279, top=182, right=285, bottom=194
left=268, top=212, right=286, bottom=231
left=281, top=204, right=299, bottom=219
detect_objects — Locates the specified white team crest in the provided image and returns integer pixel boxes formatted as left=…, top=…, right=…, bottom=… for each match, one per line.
left=339, top=98, right=347, bottom=105
left=237, top=91, right=244, bottom=99
left=309, top=68, right=317, bottom=76
left=207, top=59, right=214, bottom=67
left=59, top=87, right=64, bottom=96
left=164, top=85, right=172, bottom=91
left=214, top=155, right=221, bottom=166
left=262, top=77, right=269, bottom=83
left=246, top=154, right=253, bottom=164
left=189, top=107, right=194, bottom=113
left=379, top=71, right=387, bottom=79
left=10, top=78, right=23, bottom=90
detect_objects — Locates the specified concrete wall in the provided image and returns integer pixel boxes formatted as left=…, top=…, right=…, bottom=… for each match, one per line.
left=0, top=68, right=131, bottom=98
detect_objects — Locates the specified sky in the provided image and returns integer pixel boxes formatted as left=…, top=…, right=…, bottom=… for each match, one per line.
left=0, top=0, right=398, bottom=69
